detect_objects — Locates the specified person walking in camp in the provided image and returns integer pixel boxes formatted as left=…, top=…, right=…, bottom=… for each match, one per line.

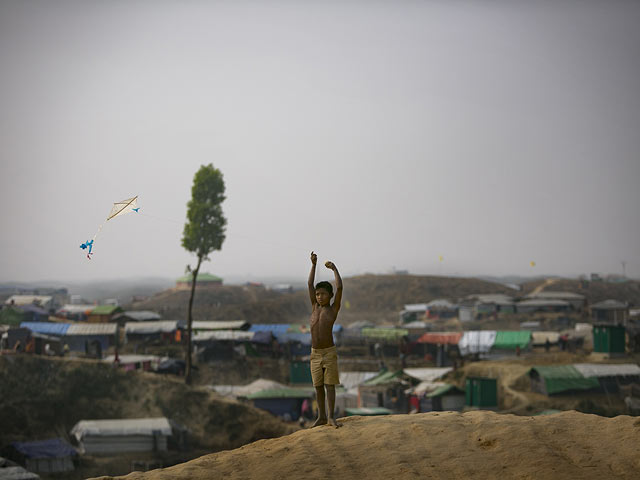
left=308, top=251, right=343, bottom=428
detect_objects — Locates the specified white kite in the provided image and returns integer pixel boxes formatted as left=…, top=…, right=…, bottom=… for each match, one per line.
left=80, top=196, right=140, bottom=259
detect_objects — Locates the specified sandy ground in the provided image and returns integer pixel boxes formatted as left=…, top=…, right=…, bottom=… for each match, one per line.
left=90, top=410, right=640, bottom=480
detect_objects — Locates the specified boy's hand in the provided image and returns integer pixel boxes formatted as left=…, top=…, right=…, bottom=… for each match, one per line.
left=325, top=261, right=336, bottom=270
left=311, top=251, right=317, bottom=265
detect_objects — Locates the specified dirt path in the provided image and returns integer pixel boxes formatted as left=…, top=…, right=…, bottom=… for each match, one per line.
left=530, top=278, right=559, bottom=296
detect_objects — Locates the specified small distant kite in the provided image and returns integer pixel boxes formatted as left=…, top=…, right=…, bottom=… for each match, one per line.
left=81, top=196, right=140, bottom=259
left=530, top=261, right=536, bottom=267
left=438, top=255, right=444, bottom=262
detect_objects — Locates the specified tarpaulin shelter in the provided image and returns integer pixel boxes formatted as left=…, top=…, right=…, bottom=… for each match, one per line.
left=492, top=331, right=532, bottom=351
left=70, top=417, right=172, bottom=455
left=529, top=365, right=600, bottom=395
left=8, top=438, right=76, bottom=473
left=246, top=388, right=313, bottom=421
left=458, top=331, right=497, bottom=356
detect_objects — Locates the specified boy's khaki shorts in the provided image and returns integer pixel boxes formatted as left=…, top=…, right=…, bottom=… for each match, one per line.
left=310, top=346, right=340, bottom=386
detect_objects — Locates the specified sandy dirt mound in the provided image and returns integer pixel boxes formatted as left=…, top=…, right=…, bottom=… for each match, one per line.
left=90, top=410, right=640, bottom=480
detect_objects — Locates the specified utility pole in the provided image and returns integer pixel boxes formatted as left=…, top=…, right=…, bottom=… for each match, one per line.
left=621, top=260, right=627, bottom=278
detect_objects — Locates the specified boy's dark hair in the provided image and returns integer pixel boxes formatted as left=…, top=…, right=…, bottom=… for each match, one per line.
left=315, top=281, right=333, bottom=297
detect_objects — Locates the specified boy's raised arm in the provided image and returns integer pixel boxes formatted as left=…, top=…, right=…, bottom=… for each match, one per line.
left=308, top=251, right=317, bottom=306
left=325, top=261, right=343, bottom=314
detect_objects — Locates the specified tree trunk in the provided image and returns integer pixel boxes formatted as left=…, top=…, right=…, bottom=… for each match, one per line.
left=185, top=256, right=202, bottom=385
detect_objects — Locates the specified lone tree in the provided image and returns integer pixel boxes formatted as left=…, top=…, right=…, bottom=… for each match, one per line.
left=182, top=164, right=226, bottom=384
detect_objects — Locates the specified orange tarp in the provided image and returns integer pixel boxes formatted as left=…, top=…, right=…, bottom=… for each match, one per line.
left=417, top=332, right=462, bottom=345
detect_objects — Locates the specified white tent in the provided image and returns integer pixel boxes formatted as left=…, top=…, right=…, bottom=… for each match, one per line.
left=70, top=418, right=172, bottom=455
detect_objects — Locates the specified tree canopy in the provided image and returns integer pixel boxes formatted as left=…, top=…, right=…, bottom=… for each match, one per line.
left=182, top=164, right=226, bottom=259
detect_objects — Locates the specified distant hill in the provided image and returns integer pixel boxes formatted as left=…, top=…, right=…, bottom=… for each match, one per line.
left=130, top=274, right=517, bottom=325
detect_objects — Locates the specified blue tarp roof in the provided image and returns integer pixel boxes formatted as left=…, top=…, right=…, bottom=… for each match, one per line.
left=20, top=322, right=70, bottom=336
left=278, top=332, right=312, bottom=345
left=249, top=324, right=291, bottom=334
left=11, top=438, right=77, bottom=458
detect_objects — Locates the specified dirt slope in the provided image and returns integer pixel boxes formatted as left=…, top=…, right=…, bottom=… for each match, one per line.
left=90, top=410, right=640, bottom=480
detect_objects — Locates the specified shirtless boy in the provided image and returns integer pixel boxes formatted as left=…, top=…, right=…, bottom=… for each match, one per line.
left=308, top=251, right=343, bottom=428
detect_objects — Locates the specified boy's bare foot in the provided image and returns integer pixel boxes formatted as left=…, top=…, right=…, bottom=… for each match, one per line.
left=327, top=418, right=341, bottom=428
left=312, top=417, right=327, bottom=427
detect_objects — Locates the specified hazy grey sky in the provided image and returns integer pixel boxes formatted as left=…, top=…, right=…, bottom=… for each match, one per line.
left=1, top=0, right=639, bottom=283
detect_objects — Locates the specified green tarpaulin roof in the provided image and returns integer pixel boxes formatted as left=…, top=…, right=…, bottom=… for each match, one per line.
left=90, top=305, right=123, bottom=315
left=493, top=331, right=532, bottom=350
left=345, top=407, right=392, bottom=416
left=362, top=370, right=404, bottom=386
left=530, top=365, right=600, bottom=395
left=361, top=328, right=408, bottom=339
left=246, top=388, right=313, bottom=400
left=426, top=384, right=464, bottom=398
left=0, top=307, right=26, bottom=326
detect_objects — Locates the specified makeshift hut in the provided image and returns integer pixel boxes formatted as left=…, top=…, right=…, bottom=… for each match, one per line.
left=427, top=384, right=466, bottom=411
left=572, top=363, right=640, bottom=393
left=524, top=291, right=586, bottom=310
left=70, top=418, right=173, bottom=455
left=54, top=305, right=95, bottom=322
left=414, top=332, right=462, bottom=366
left=87, top=305, right=123, bottom=323
left=125, top=321, right=179, bottom=345
left=458, top=331, right=497, bottom=357
left=246, top=387, right=313, bottom=421
left=113, top=311, right=162, bottom=324
left=516, top=299, right=571, bottom=314
left=64, top=323, right=117, bottom=353
left=193, top=330, right=257, bottom=361
left=490, top=331, right=532, bottom=356
left=529, top=365, right=600, bottom=396
left=590, top=300, right=629, bottom=325
left=5, top=438, right=76, bottom=474
left=358, top=370, right=416, bottom=412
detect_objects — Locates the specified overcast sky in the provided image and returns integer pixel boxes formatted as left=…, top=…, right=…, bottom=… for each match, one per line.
left=1, top=0, right=639, bottom=284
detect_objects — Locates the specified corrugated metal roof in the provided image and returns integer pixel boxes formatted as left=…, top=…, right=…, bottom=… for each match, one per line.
left=590, top=300, right=628, bottom=310
left=417, top=332, right=462, bottom=345
left=115, top=311, right=162, bottom=322
left=526, top=291, right=585, bottom=300
left=517, top=299, right=570, bottom=307
left=125, top=321, right=178, bottom=334
left=403, top=304, right=428, bottom=312
left=530, top=365, right=599, bottom=395
left=20, top=322, right=70, bottom=336
left=468, top=294, right=514, bottom=305
left=66, top=323, right=117, bottom=336
left=403, top=367, right=452, bottom=382
left=4, top=295, right=52, bottom=306
left=192, top=330, right=254, bottom=341
left=70, top=418, right=171, bottom=440
left=192, top=320, right=248, bottom=330
left=573, top=363, right=640, bottom=378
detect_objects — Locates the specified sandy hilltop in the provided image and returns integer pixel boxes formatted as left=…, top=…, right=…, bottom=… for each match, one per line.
left=90, top=410, right=640, bottom=480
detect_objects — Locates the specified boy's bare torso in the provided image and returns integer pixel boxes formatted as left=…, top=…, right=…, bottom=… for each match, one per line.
left=310, top=305, right=337, bottom=349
